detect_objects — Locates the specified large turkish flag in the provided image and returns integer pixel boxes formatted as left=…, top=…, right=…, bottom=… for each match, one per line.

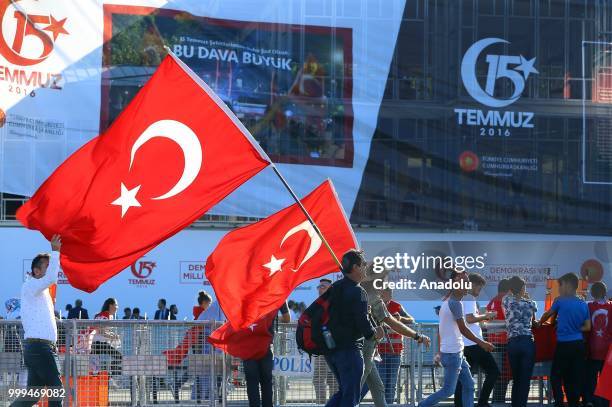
left=205, top=180, right=357, bottom=329
left=17, top=54, right=270, bottom=292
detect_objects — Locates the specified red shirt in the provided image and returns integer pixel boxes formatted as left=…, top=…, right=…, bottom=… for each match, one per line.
left=378, top=301, right=406, bottom=354
left=487, top=293, right=508, bottom=344
left=193, top=306, right=204, bottom=320
left=94, top=311, right=112, bottom=320
left=588, top=300, right=612, bottom=360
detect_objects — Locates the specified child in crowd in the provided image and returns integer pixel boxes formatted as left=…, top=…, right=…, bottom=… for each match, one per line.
left=419, top=272, right=494, bottom=407
left=503, top=276, right=538, bottom=407
left=539, top=273, right=591, bottom=407
left=584, top=282, right=611, bottom=407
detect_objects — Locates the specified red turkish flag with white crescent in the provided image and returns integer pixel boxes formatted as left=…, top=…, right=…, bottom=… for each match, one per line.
left=205, top=180, right=358, bottom=329
left=16, top=54, right=270, bottom=292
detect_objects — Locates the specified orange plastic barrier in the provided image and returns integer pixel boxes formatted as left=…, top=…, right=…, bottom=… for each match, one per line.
left=36, top=372, right=109, bottom=407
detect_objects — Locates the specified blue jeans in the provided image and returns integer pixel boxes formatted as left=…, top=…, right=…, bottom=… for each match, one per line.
left=419, top=352, right=474, bottom=407
left=378, top=353, right=401, bottom=403
left=507, top=335, right=535, bottom=407
left=325, top=348, right=365, bottom=407
left=11, top=341, right=63, bottom=407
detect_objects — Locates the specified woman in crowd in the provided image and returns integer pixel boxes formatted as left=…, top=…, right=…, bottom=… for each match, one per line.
left=502, top=276, right=538, bottom=407
left=91, top=298, right=123, bottom=378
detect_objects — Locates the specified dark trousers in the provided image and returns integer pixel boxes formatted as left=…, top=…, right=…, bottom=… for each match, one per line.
left=324, top=348, right=364, bottom=407
left=91, top=340, right=122, bottom=376
left=507, top=335, right=535, bottom=407
left=10, top=341, right=63, bottom=407
left=551, top=340, right=586, bottom=407
left=584, top=359, right=609, bottom=407
left=455, top=344, right=500, bottom=407
left=242, top=349, right=274, bottom=407
left=152, top=367, right=189, bottom=404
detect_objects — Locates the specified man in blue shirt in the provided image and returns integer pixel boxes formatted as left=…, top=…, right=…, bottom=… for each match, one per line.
left=325, top=249, right=383, bottom=407
left=539, top=273, right=591, bottom=407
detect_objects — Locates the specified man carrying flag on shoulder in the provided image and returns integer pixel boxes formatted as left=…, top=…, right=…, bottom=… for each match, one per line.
left=209, top=303, right=290, bottom=407
left=12, top=235, right=63, bottom=407
left=206, top=179, right=358, bottom=405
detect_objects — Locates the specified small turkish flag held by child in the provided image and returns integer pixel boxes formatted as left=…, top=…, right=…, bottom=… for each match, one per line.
left=205, top=180, right=357, bottom=330
left=208, top=311, right=277, bottom=360
left=17, top=53, right=270, bottom=292
left=595, top=346, right=612, bottom=400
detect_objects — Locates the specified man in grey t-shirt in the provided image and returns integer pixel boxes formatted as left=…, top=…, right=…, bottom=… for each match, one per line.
left=359, top=265, right=431, bottom=407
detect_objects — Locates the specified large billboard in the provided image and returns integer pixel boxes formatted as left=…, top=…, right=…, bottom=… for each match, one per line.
left=101, top=5, right=354, bottom=167
left=3, top=1, right=612, bottom=235
left=352, top=1, right=612, bottom=235
left=0, top=0, right=402, bottom=220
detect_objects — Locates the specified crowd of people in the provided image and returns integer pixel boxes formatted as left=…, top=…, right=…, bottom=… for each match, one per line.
left=10, top=238, right=612, bottom=407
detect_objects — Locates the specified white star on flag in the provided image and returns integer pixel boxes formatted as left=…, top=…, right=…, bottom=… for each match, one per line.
left=263, top=255, right=285, bottom=276
left=248, top=323, right=258, bottom=332
left=111, top=183, right=142, bottom=217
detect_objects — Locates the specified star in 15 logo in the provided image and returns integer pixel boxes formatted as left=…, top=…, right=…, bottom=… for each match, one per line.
left=455, top=38, right=538, bottom=137
left=0, top=0, right=68, bottom=66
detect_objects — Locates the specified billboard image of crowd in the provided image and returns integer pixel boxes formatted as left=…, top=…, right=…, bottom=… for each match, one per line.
left=102, top=5, right=353, bottom=167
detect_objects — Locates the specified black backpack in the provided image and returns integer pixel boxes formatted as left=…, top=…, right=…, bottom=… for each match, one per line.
left=296, top=285, right=336, bottom=356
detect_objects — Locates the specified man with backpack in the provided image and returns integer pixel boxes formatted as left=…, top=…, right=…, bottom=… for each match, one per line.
left=323, top=249, right=383, bottom=407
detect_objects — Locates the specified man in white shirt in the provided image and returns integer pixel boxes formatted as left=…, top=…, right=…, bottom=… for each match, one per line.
left=12, top=234, right=62, bottom=407
left=454, top=273, right=499, bottom=407
left=419, top=272, right=494, bottom=407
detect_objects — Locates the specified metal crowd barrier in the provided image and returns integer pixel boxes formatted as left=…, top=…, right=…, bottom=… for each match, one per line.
left=0, top=320, right=554, bottom=406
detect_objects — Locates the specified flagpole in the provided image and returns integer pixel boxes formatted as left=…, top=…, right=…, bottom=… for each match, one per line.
left=162, top=46, right=342, bottom=269
left=269, top=164, right=342, bottom=268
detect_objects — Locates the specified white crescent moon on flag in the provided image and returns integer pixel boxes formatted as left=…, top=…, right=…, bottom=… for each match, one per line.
left=280, top=220, right=322, bottom=271
left=130, top=120, right=202, bottom=200
left=592, top=308, right=609, bottom=330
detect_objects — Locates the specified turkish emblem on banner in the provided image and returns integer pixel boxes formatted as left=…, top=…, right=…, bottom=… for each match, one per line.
left=205, top=180, right=357, bottom=329
left=0, top=0, right=69, bottom=66
left=17, top=54, right=270, bottom=292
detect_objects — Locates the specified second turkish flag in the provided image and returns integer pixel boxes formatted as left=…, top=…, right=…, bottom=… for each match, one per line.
left=17, top=54, right=270, bottom=292
left=206, top=180, right=358, bottom=329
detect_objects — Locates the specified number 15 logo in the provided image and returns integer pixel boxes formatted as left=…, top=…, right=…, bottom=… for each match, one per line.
left=0, top=0, right=68, bottom=66
left=461, top=38, right=538, bottom=108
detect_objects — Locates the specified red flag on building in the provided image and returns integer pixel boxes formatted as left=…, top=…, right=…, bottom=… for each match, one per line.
left=208, top=311, right=277, bottom=360
left=17, top=53, right=270, bottom=292
left=205, top=179, right=357, bottom=329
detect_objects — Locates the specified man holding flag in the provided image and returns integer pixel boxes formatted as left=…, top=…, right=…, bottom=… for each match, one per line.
left=241, top=303, right=290, bottom=407
left=207, top=179, right=361, bottom=406
left=12, top=235, right=62, bottom=407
